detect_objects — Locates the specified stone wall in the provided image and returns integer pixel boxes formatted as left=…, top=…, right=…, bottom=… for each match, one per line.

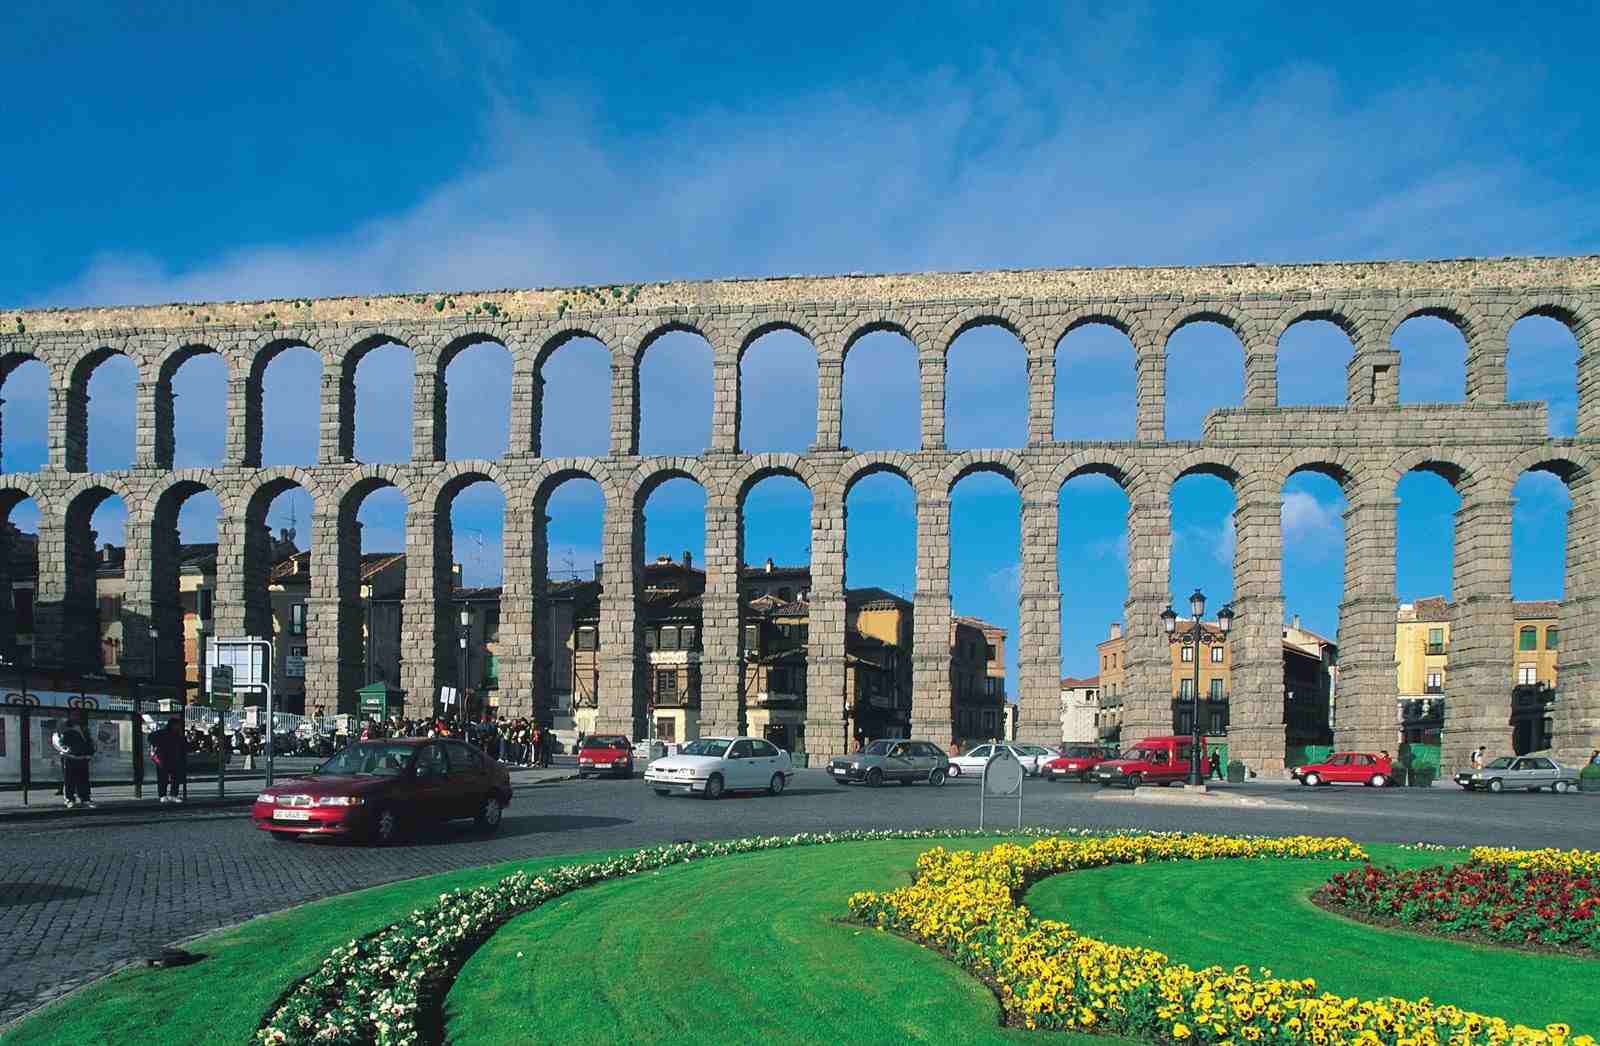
left=1, top=255, right=1597, bottom=767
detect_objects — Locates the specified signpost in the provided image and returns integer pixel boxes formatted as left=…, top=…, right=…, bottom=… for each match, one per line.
left=208, top=638, right=275, bottom=788
left=979, top=747, right=1025, bottom=830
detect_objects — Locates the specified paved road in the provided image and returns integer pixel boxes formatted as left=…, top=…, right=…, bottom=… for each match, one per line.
left=3, top=771, right=1597, bottom=1027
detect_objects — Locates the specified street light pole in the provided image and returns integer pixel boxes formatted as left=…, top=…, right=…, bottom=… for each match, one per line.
left=1161, top=589, right=1235, bottom=787
left=457, top=605, right=472, bottom=726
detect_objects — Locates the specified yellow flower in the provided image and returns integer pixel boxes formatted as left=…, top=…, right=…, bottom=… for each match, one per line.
left=1173, top=1022, right=1192, bottom=1038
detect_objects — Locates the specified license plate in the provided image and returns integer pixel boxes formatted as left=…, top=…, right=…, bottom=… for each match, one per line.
left=273, top=809, right=312, bottom=822
left=832, top=767, right=848, bottom=775
left=594, top=762, right=611, bottom=767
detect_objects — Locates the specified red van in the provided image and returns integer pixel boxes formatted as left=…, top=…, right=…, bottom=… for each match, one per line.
left=1093, top=735, right=1204, bottom=788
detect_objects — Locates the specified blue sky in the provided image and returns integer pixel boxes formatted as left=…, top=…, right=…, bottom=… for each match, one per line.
left=2, top=1, right=1597, bottom=690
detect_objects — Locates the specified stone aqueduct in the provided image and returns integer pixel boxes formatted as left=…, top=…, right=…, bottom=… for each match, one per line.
left=1, top=255, right=1598, bottom=768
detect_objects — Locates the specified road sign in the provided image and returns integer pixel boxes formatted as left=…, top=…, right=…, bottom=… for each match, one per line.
left=211, top=664, right=234, bottom=698
left=979, top=747, right=1025, bottom=829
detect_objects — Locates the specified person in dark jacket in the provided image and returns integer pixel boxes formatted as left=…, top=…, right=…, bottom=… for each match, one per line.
left=51, top=711, right=97, bottom=808
left=1207, top=751, right=1223, bottom=780
left=150, top=717, right=188, bottom=803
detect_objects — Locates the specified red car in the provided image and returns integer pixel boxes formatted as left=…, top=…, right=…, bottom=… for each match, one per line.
left=578, top=734, right=635, bottom=779
left=1290, top=751, right=1392, bottom=788
left=252, top=738, right=511, bottom=845
left=1093, top=735, right=1204, bottom=788
left=1044, top=744, right=1115, bottom=782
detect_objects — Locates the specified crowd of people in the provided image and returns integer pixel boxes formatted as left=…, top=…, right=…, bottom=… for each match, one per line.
left=349, top=713, right=559, bottom=767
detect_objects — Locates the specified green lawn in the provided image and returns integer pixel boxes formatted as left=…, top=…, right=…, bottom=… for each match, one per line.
left=1024, top=844, right=1600, bottom=1034
left=10, top=837, right=1591, bottom=1046
left=4, top=847, right=642, bottom=1046
left=444, top=838, right=1107, bottom=1045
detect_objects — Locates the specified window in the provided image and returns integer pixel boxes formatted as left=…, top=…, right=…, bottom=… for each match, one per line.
left=486, top=654, right=498, bottom=683
left=984, top=677, right=997, bottom=696
left=1426, top=671, right=1442, bottom=692
left=655, top=669, right=677, bottom=699
left=745, top=624, right=760, bottom=651
left=576, top=627, right=597, bottom=651
left=729, top=740, right=754, bottom=759
left=1179, top=678, right=1193, bottom=698
left=1180, top=645, right=1194, bottom=662
left=644, top=627, right=658, bottom=651
left=985, top=643, right=997, bottom=661
left=1428, top=627, right=1443, bottom=644
left=1207, top=708, right=1227, bottom=735
left=682, top=625, right=697, bottom=649
left=445, top=742, right=483, bottom=772
left=1209, top=678, right=1223, bottom=699
left=291, top=603, right=306, bottom=635
left=1547, top=626, right=1560, bottom=649
left=14, top=588, right=33, bottom=633
left=751, top=740, right=780, bottom=757
left=484, top=608, right=500, bottom=642
left=1210, top=645, right=1224, bottom=663
left=1519, top=625, right=1537, bottom=651
left=1518, top=664, right=1537, bottom=686
left=197, top=588, right=213, bottom=622
left=660, top=625, right=680, bottom=651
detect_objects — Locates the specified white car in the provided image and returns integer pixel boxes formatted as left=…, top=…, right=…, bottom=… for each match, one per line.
left=947, top=742, right=1049, bottom=778
left=643, top=736, right=792, bottom=799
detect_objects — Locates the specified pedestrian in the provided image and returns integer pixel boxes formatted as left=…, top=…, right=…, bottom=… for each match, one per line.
left=1471, top=746, right=1483, bottom=770
left=1207, top=751, right=1223, bottom=780
left=1589, top=749, right=1600, bottom=767
left=538, top=724, right=552, bottom=768
left=150, top=716, right=188, bottom=803
left=51, top=711, right=97, bottom=808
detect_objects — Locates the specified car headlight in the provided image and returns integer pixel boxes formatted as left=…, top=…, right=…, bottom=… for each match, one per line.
left=315, top=795, right=364, bottom=806
left=256, top=793, right=276, bottom=804
left=850, top=761, right=863, bottom=769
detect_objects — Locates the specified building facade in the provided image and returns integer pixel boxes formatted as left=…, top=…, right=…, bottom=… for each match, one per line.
left=1396, top=597, right=1561, bottom=756
left=1059, top=675, right=1101, bottom=743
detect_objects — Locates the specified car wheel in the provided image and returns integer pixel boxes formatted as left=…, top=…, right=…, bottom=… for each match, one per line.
left=1304, top=772, right=1321, bottom=787
left=866, top=768, right=884, bottom=788
left=474, top=795, right=504, bottom=832
left=929, top=768, right=947, bottom=787
left=1126, top=772, right=1142, bottom=789
left=768, top=772, right=786, bottom=796
left=1487, top=777, right=1503, bottom=793
left=368, top=807, right=401, bottom=846
left=703, top=773, right=725, bottom=800
left=1369, top=774, right=1387, bottom=788
left=947, top=764, right=961, bottom=777
left=1555, top=780, right=1570, bottom=794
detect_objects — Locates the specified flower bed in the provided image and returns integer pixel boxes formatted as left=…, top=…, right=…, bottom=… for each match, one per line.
left=847, top=835, right=1595, bottom=1045
left=1316, top=859, right=1600, bottom=952
left=258, top=826, right=1100, bottom=1046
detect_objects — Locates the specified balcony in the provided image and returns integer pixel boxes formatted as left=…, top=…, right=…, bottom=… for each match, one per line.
left=1425, top=643, right=1446, bottom=656
left=1424, top=685, right=1444, bottom=695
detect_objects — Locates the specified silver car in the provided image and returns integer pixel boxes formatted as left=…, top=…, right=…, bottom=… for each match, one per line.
left=829, top=739, right=949, bottom=787
left=1454, top=755, right=1581, bottom=793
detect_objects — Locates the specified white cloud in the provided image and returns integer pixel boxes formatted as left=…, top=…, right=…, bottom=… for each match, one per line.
left=1281, top=490, right=1342, bottom=550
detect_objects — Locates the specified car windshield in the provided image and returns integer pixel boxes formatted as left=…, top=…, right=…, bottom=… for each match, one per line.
left=582, top=735, right=628, bottom=749
left=1119, top=748, right=1150, bottom=760
left=316, top=743, right=414, bottom=777
left=1063, top=746, right=1098, bottom=757
left=1484, top=757, right=1515, bottom=770
left=679, top=739, right=731, bottom=757
left=864, top=741, right=894, bottom=755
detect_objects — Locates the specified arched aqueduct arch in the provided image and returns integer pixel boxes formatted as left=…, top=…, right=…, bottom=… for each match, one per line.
left=2, top=254, right=1598, bottom=767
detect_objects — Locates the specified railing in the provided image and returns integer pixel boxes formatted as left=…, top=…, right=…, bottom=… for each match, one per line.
left=1424, top=685, right=1444, bottom=695
left=1425, top=643, right=1446, bottom=655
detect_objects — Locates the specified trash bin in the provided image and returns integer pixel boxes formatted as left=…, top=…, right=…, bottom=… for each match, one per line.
left=1226, top=760, right=1246, bottom=783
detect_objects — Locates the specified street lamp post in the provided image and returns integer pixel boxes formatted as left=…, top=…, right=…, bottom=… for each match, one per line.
left=1160, top=589, right=1235, bottom=787
left=457, top=606, right=472, bottom=726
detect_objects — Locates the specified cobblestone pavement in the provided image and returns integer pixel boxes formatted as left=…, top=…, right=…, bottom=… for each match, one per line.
left=3, top=772, right=1597, bottom=1027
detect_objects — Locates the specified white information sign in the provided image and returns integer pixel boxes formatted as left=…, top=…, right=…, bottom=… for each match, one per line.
left=979, top=747, right=1025, bottom=829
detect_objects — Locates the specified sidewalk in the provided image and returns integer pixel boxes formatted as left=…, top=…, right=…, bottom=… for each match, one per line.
left=0, top=763, right=578, bottom=823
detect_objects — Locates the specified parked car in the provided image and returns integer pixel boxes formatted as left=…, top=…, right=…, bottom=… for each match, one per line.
left=1011, top=743, right=1057, bottom=775
left=1290, top=751, right=1393, bottom=788
left=577, top=734, right=635, bottom=779
left=643, top=736, right=792, bottom=799
left=1455, top=755, right=1582, bottom=793
left=1093, top=735, right=1203, bottom=788
left=251, top=738, right=511, bottom=845
left=947, top=742, right=1048, bottom=778
left=1044, top=744, right=1116, bottom=782
left=829, top=739, right=949, bottom=787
